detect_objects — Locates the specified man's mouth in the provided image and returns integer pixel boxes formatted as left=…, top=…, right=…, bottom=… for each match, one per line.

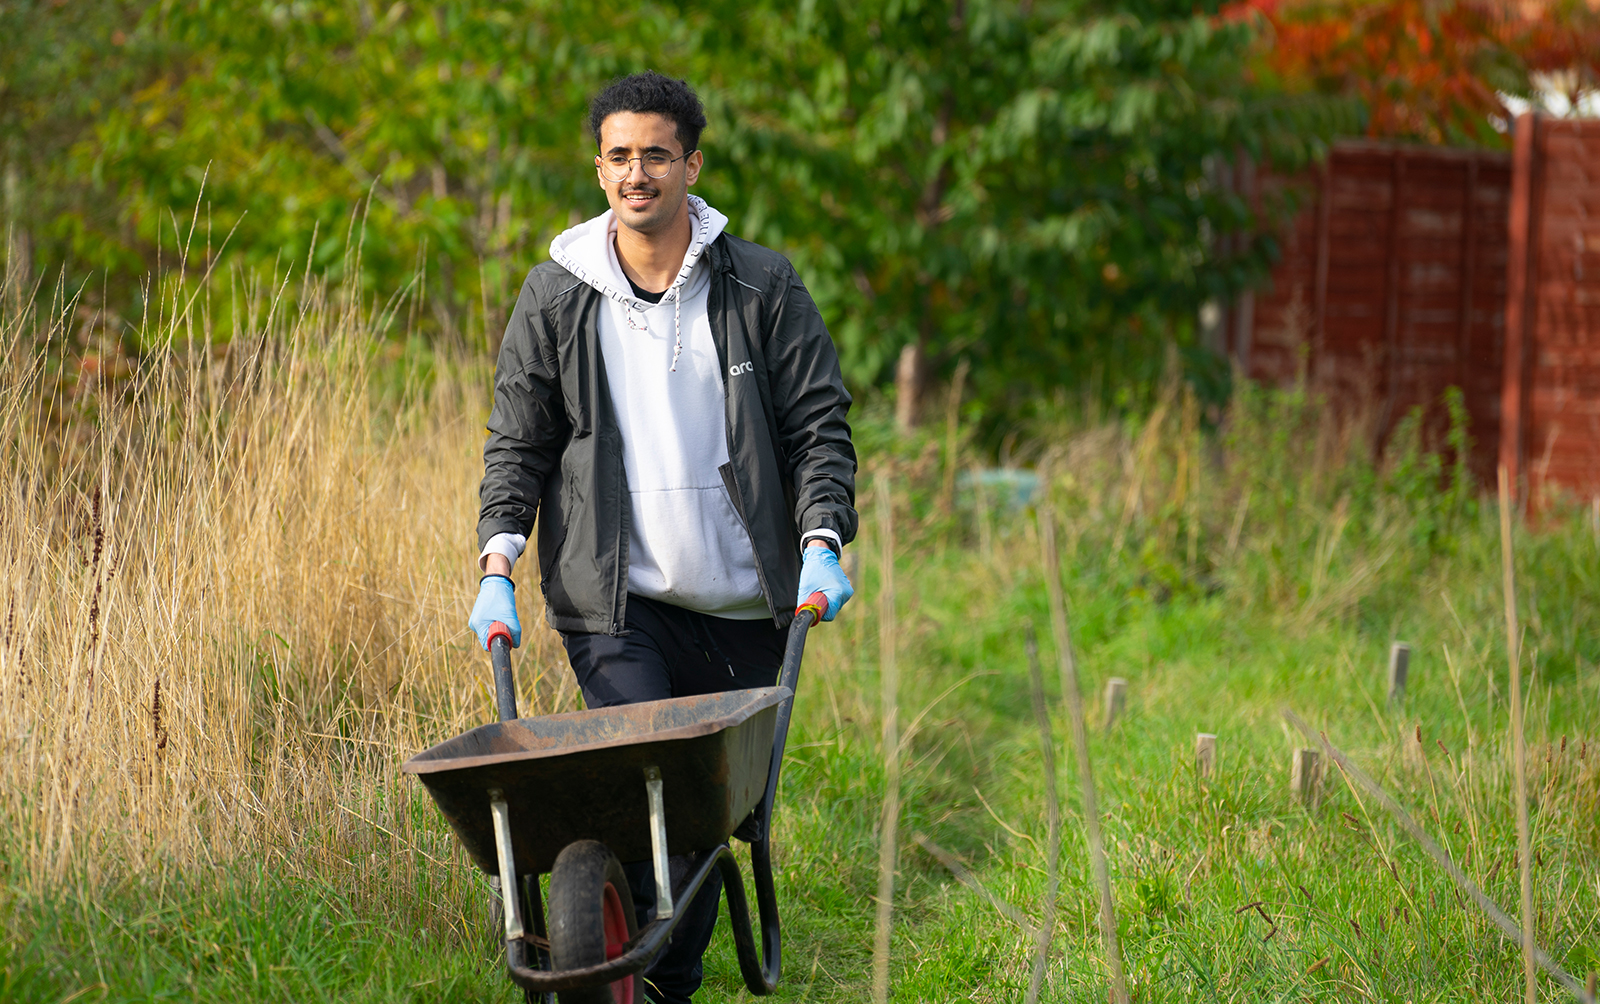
left=622, top=188, right=658, bottom=205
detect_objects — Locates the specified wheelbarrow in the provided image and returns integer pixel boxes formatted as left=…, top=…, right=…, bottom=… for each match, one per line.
left=401, top=591, right=831, bottom=1002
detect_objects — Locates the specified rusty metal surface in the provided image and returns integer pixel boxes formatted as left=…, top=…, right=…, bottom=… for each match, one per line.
left=404, top=687, right=786, bottom=875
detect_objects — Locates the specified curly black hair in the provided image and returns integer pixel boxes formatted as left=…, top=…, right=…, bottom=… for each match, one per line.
left=588, top=72, right=707, bottom=153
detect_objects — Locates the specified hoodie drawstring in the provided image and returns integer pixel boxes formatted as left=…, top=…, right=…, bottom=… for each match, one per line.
left=670, top=292, right=682, bottom=373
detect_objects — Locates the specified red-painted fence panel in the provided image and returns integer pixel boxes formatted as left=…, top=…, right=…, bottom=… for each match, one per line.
left=1508, top=118, right=1600, bottom=504
left=1243, top=141, right=1512, bottom=482
left=1242, top=123, right=1600, bottom=505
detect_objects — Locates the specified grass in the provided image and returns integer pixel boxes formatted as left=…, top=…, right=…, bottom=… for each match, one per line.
left=1, top=250, right=1597, bottom=1002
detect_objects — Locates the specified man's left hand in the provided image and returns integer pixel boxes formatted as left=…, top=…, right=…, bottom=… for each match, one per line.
left=797, top=543, right=853, bottom=622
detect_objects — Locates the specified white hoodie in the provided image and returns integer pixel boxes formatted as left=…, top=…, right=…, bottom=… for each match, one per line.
left=483, top=196, right=769, bottom=620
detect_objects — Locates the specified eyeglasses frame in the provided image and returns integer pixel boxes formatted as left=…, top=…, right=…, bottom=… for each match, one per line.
left=594, top=149, right=698, bottom=183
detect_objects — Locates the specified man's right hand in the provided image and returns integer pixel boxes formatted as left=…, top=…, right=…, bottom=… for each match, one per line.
left=469, top=575, right=521, bottom=650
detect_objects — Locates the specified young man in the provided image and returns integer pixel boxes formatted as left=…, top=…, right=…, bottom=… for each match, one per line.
left=467, top=72, right=857, bottom=1002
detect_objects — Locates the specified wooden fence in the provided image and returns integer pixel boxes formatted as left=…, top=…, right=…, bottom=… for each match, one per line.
left=1502, top=115, right=1600, bottom=504
left=1234, top=116, right=1600, bottom=505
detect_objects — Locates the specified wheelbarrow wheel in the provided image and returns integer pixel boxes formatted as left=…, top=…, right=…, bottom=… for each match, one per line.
left=548, top=839, right=641, bottom=1004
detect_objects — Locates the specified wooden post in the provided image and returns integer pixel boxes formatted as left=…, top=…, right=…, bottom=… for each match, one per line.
left=1388, top=642, right=1411, bottom=705
left=940, top=359, right=969, bottom=515
left=1103, top=677, right=1127, bottom=732
left=1376, top=149, right=1408, bottom=447
left=1291, top=748, right=1321, bottom=809
left=1196, top=733, right=1217, bottom=779
left=1455, top=155, right=1479, bottom=394
left=1501, top=113, right=1538, bottom=491
left=1311, top=155, right=1332, bottom=383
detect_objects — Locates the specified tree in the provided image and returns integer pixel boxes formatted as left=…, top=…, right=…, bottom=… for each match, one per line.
left=52, top=1, right=681, bottom=345
left=1, top=1, right=147, bottom=293
left=683, top=0, right=1346, bottom=425
left=9, top=0, right=1347, bottom=429
left=1241, top=0, right=1600, bottom=145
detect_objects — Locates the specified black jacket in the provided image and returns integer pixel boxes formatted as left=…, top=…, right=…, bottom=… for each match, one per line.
left=478, top=233, right=858, bottom=634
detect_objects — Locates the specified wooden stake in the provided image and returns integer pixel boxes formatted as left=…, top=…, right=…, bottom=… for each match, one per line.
left=940, top=358, right=969, bottom=515
left=1291, top=748, right=1321, bottom=809
left=1024, top=626, right=1060, bottom=1004
left=1499, top=465, right=1537, bottom=1004
left=1196, top=734, right=1217, bottom=779
left=1388, top=642, right=1411, bottom=705
left=871, top=475, right=900, bottom=1004
left=1038, top=504, right=1128, bottom=1004
left=973, top=466, right=993, bottom=559
left=1103, top=677, right=1128, bottom=732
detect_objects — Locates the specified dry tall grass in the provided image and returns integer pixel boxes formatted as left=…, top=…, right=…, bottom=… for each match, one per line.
left=0, top=252, right=575, bottom=907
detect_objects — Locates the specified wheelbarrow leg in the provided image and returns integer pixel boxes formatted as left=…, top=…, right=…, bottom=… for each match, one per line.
left=643, top=765, right=674, bottom=921
left=489, top=790, right=525, bottom=941
left=489, top=789, right=557, bottom=1004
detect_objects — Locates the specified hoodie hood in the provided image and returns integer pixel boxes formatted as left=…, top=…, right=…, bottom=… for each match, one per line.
left=550, top=195, right=728, bottom=373
left=549, top=194, right=729, bottom=311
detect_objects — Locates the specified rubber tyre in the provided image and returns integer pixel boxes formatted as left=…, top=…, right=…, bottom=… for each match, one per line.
left=548, top=840, right=641, bottom=1004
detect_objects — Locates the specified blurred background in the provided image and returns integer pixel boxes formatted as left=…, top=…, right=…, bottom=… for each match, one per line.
left=5, top=0, right=1596, bottom=437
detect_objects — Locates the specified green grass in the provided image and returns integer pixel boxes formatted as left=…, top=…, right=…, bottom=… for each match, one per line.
left=3, top=299, right=1596, bottom=1001
left=9, top=467, right=1597, bottom=1003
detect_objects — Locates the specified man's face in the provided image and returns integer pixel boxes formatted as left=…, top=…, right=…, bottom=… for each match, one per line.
left=595, top=111, right=703, bottom=236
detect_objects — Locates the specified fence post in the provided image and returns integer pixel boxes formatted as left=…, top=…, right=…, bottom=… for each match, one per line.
left=1291, top=748, right=1321, bottom=809
left=1501, top=112, right=1539, bottom=491
left=1103, top=678, right=1127, bottom=732
left=1388, top=642, right=1410, bottom=705
left=1196, top=734, right=1217, bottom=780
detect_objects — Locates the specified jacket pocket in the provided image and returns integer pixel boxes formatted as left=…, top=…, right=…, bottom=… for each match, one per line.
left=537, top=470, right=572, bottom=594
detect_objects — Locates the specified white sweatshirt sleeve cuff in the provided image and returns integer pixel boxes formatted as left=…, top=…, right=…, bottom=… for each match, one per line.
left=801, top=529, right=842, bottom=556
left=478, top=533, right=529, bottom=574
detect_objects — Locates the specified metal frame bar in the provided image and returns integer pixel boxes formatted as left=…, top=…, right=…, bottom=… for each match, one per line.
left=488, top=789, right=526, bottom=942
left=644, top=766, right=674, bottom=920
left=502, top=845, right=723, bottom=992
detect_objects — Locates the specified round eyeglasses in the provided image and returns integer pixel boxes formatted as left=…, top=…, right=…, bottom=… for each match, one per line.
left=596, top=151, right=694, bottom=183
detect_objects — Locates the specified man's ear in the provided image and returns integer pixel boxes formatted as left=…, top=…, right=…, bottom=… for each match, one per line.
left=684, top=150, right=704, bottom=186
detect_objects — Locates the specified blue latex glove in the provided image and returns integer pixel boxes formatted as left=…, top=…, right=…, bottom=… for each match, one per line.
left=796, top=544, right=853, bottom=622
left=469, top=575, right=521, bottom=650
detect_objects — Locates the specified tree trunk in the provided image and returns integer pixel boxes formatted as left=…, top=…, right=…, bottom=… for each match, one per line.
left=895, top=341, right=928, bottom=431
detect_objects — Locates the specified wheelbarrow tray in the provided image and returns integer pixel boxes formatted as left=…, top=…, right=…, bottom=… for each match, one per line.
left=402, top=686, right=788, bottom=876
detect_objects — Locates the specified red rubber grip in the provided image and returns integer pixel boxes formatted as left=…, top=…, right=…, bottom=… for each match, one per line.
left=485, top=620, right=514, bottom=652
left=795, top=590, right=829, bottom=623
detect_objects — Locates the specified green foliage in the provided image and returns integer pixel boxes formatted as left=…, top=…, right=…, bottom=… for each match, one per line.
left=5, top=0, right=1355, bottom=420
left=694, top=0, right=1357, bottom=409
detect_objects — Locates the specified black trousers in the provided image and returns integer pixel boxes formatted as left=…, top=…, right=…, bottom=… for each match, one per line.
left=562, top=594, right=785, bottom=1004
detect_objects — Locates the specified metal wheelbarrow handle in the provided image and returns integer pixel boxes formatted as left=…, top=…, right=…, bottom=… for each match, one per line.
left=486, top=621, right=517, bottom=723
left=728, top=589, right=831, bottom=993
